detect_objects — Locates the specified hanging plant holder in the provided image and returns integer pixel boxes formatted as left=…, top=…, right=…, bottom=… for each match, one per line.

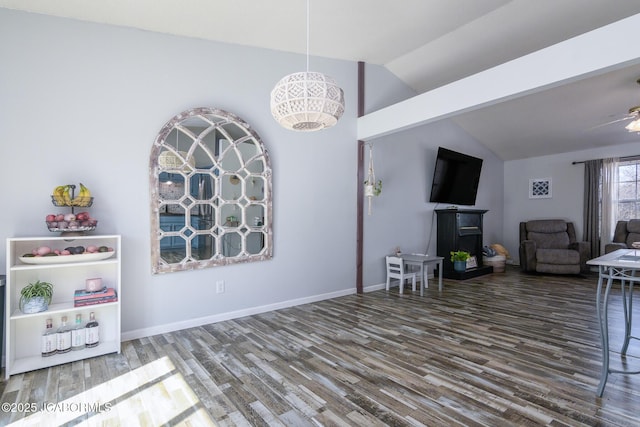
left=364, top=143, right=382, bottom=215
left=364, top=183, right=375, bottom=197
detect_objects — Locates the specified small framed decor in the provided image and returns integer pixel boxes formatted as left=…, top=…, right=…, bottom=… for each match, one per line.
left=529, top=178, right=552, bottom=199
left=466, top=256, right=478, bottom=269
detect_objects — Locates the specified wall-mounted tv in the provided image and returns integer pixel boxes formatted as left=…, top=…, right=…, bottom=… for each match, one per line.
left=429, top=147, right=483, bottom=206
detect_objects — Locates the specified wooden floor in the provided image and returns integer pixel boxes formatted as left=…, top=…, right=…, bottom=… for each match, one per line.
left=2, top=266, right=640, bottom=426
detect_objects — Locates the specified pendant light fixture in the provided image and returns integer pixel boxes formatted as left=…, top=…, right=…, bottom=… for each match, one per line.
left=158, top=129, right=196, bottom=172
left=624, top=79, right=640, bottom=133
left=270, top=0, right=345, bottom=131
left=625, top=106, right=640, bottom=133
left=158, top=150, right=195, bottom=170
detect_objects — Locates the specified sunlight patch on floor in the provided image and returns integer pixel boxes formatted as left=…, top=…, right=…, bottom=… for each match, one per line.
left=8, top=356, right=215, bottom=426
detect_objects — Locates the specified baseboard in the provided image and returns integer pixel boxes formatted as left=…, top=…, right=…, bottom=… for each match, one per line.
left=363, top=281, right=433, bottom=293
left=363, top=282, right=386, bottom=292
left=121, top=287, right=357, bottom=342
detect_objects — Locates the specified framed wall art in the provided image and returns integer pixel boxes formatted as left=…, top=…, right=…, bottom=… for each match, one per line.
left=529, top=178, right=552, bottom=199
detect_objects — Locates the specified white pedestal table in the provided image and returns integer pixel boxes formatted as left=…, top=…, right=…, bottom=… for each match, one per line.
left=587, top=249, right=640, bottom=396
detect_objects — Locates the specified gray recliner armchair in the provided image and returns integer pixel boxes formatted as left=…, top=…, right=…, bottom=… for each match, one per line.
left=605, top=219, right=640, bottom=253
left=519, top=219, right=591, bottom=274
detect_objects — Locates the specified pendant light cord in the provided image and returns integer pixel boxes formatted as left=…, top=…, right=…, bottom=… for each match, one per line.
left=306, top=0, right=310, bottom=72
left=269, top=0, right=344, bottom=131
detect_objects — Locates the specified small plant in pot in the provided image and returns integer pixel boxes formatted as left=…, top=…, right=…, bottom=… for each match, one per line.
left=19, top=280, right=54, bottom=314
left=450, top=250, right=471, bottom=273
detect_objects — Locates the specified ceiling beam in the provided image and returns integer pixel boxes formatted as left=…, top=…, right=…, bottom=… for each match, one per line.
left=357, top=13, right=640, bottom=141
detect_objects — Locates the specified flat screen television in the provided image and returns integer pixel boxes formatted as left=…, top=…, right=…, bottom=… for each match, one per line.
left=429, top=147, right=483, bottom=206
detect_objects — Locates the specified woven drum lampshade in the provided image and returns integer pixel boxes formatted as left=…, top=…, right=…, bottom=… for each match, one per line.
left=270, top=71, right=345, bottom=131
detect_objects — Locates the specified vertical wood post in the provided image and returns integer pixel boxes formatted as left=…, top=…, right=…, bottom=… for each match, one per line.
left=356, top=61, right=365, bottom=294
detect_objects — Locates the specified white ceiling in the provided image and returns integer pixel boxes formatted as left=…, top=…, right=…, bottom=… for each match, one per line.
left=2, top=0, right=640, bottom=159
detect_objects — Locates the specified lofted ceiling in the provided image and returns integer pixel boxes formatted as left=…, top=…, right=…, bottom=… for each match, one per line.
left=2, top=0, right=640, bottom=160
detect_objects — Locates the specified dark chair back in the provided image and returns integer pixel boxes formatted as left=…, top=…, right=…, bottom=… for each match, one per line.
left=611, top=219, right=640, bottom=247
left=519, top=219, right=576, bottom=249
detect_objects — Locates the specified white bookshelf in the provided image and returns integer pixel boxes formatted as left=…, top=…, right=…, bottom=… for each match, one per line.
left=5, top=235, right=121, bottom=379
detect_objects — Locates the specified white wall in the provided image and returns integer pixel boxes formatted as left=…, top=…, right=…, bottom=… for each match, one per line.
left=504, top=141, right=640, bottom=264
left=362, top=119, right=504, bottom=286
left=0, top=9, right=361, bottom=339
left=4, top=8, right=584, bottom=341
left=359, top=63, right=505, bottom=287
left=364, top=63, right=418, bottom=113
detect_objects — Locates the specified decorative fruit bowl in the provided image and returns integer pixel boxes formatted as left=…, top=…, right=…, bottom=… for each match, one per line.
left=20, top=244, right=115, bottom=263
left=45, top=212, right=97, bottom=233
left=46, top=222, right=97, bottom=233
left=51, top=195, right=93, bottom=208
left=51, top=183, right=93, bottom=207
left=20, top=250, right=115, bottom=265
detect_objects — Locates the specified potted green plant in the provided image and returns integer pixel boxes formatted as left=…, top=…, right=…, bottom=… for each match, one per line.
left=450, top=250, right=471, bottom=273
left=19, top=280, right=54, bottom=314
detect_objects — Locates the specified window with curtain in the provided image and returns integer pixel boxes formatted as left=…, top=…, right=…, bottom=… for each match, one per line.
left=616, top=159, right=640, bottom=220
left=583, top=156, right=639, bottom=256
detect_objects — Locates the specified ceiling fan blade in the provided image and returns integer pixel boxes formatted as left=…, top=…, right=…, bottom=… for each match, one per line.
left=585, top=114, right=635, bottom=131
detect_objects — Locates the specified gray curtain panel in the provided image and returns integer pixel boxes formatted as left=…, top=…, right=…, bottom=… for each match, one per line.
left=583, top=159, right=602, bottom=258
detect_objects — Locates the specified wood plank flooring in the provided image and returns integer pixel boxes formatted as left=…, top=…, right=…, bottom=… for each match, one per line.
left=2, top=266, right=640, bottom=426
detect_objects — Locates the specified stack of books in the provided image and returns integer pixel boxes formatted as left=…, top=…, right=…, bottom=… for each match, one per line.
left=74, top=287, right=118, bottom=307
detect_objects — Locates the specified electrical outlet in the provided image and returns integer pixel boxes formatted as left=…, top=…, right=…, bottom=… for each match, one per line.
left=216, top=280, right=225, bottom=294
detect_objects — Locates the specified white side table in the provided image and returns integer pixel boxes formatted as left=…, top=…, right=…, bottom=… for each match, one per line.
left=398, top=253, right=444, bottom=295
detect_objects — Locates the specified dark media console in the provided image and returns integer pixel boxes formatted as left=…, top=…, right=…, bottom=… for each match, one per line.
left=435, top=208, right=493, bottom=280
